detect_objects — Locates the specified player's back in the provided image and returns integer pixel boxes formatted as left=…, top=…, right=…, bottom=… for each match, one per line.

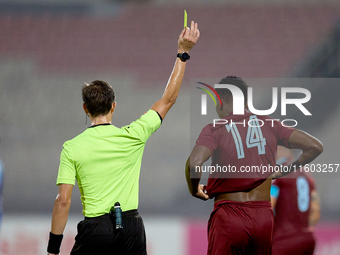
left=272, top=170, right=315, bottom=238
left=196, top=111, right=295, bottom=196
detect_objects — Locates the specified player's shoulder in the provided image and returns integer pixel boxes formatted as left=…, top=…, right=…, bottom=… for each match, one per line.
left=197, top=123, right=213, bottom=137
left=204, top=122, right=215, bottom=129
left=254, top=114, right=286, bottom=134
left=201, top=122, right=221, bottom=134
left=255, top=114, right=280, bottom=124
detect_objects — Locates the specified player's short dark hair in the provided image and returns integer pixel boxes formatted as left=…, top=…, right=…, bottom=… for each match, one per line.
left=215, top=76, right=248, bottom=104
left=82, top=80, right=115, bottom=117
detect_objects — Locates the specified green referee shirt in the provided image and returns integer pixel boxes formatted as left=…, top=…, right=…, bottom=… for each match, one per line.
left=56, top=110, right=162, bottom=217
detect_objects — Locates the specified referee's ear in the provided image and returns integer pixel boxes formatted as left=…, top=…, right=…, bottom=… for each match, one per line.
left=111, top=102, right=116, bottom=114
left=83, top=103, right=89, bottom=114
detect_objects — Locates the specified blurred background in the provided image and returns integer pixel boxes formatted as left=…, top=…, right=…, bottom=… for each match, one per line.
left=0, top=0, right=339, bottom=254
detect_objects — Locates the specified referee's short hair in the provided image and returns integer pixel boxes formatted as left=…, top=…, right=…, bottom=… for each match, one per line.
left=215, top=76, right=248, bottom=104
left=82, top=80, right=115, bottom=117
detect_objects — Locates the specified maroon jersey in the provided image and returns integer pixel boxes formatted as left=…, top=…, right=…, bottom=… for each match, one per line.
left=272, top=170, right=316, bottom=240
left=195, top=111, right=294, bottom=197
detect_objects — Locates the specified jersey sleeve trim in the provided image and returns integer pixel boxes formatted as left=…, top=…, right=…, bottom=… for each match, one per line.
left=155, top=111, right=163, bottom=123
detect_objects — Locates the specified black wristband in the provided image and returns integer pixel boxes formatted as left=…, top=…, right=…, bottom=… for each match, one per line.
left=47, top=232, right=63, bottom=254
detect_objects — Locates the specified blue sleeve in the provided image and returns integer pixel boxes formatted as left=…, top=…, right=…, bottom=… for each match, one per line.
left=270, top=185, right=280, bottom=199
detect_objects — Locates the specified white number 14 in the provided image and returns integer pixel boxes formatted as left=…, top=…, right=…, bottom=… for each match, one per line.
left=225, top=115, right=266, bottom=159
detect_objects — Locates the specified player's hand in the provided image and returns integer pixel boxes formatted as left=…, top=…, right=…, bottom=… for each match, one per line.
left=178, top=21, right=200, bottom=53
left=192, top=184, right=209, bottom=201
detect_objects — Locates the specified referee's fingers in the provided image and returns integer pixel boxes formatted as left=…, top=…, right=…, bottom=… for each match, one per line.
left=179, top=27, right=186, bottom=38
left=190, top=20, right=195, bottom=36
left=195, top=28, right=200, bottom=41
left=190, top=22, right=199, bottom=42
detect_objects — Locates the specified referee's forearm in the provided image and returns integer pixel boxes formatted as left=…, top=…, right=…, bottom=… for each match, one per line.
left=51, top=199, right=71, bottom=235
left=162, top=58, right=186, bottom=105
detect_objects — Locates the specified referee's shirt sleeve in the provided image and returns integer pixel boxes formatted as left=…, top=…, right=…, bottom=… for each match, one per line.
left=123, top=110, right=162, bottom=143
left=56, top=142, right=76, bottom=186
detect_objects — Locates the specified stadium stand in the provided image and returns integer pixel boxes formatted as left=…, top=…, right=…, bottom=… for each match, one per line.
left=0, top=4, right=340, bottom=85
left=0, top=3, right=340, bottom=218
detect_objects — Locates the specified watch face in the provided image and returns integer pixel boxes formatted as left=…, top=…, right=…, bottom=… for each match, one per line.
left=182, top=52, right=190, bottom=60
left=177, top=52, right=190, bottom=61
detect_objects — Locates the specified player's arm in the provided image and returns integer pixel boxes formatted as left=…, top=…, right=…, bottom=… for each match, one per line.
left=48, top=184, right=73, bottom=255
left=309, top=189, right=321, bottom=228
left=271, top=196, right=278, bottom=209
left=151, top=21, right=199, bottom=120
left=185, top=145, right=211, bottom=201
left=271, top=130, right=323, bottom=179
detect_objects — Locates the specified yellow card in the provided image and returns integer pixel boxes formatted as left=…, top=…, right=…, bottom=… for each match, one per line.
left=184, top=10, right=187, bottom=28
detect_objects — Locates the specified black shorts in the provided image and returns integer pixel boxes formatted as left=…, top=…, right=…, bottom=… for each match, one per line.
left=70, top=210, right=147, bottom=255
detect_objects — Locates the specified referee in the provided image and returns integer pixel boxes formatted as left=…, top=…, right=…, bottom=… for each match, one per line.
left=47, top=21, right=199, bottom=255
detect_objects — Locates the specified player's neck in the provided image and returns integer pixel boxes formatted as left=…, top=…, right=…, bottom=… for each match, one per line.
left=218, top=104, right=233, bottom=118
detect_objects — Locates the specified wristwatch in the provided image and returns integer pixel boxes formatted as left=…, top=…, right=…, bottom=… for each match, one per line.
left=177, top=52, right=190, bottom=62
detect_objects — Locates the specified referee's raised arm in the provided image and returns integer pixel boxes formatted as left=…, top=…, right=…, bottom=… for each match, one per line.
left=151, top=21, right=199, bottom=120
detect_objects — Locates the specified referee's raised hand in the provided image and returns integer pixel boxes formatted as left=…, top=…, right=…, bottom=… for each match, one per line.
left=178, top=21, right=200, bottom=53
left=151, top=21, right=200, bottom=120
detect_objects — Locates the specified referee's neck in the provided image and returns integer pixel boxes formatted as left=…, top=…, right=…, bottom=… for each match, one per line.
left=90, top=114, right=113, bottom=127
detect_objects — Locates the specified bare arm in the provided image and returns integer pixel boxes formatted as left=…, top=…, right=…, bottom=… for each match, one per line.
left=185, top=145, right=211, bottom=200
left=309, top=190, right=321, bottom=228
left=151, top=21, right=200, bottom=119
left=271, top=196, right=278, bottom=209
left=271, top=130, right=323, bottom=179
left=48, top=184, right=73, bottom=255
